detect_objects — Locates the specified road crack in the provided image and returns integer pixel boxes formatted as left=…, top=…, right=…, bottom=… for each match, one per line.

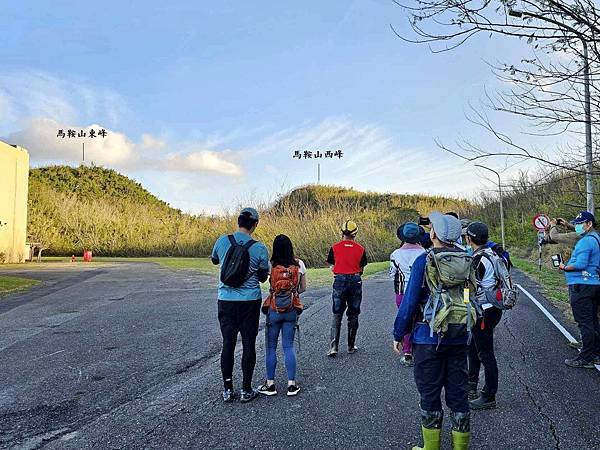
left=504, top=316, right=562, bottom=450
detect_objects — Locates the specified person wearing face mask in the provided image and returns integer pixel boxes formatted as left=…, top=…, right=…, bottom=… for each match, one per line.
left=559, top=211, right=600, bottom=368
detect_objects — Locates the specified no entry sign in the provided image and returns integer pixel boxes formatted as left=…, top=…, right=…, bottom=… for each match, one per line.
left=533, top=214, right=550, bottom=231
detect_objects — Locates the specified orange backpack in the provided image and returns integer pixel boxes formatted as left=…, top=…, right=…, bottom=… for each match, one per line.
left=261, top=264, right=304, bottom=314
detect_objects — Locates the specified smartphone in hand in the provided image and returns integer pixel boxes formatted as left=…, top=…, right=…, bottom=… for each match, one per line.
left=551, top=254, right=563, bottom=268
left=418, top=217, right=430, bottom=226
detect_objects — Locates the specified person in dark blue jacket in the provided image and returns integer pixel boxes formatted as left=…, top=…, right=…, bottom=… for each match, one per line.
left=393, top=212, right=471, bottom=450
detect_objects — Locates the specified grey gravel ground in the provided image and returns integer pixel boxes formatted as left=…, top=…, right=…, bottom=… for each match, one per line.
left=1, top=263, right=599, bottom=450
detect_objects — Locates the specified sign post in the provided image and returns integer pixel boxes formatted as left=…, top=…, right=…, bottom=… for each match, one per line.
left=537, top=231, right=546, bottom=271
left=533, top=214, right=550, bottom=271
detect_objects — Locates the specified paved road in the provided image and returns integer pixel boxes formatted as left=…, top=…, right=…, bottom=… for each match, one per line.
left=1, top=263, right=599, bottom=449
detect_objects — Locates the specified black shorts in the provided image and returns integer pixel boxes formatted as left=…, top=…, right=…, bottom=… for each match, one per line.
left=218, top=299, right=261, bottom=340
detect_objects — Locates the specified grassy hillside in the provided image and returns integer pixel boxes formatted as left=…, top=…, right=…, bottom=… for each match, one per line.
left=28, top=166, right=230, bottom=258
left=27, top=165, right=472, bottom=266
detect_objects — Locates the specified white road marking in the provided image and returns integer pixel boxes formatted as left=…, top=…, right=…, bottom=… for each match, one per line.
left=516, top=283, right=600, bottom=372
left=30, top=349, right=65, bottom=362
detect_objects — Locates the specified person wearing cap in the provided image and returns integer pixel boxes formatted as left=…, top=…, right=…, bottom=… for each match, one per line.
left=390, top=222, right=426, bottom=366
left=393, top=212, right=473, bottom=450
left=211, top=207, right=270, bottom=403
left=464, top=221, right=503, bottom=410
left=559, top=211, right=600, bottom=369
left=459, top=219, right=472, bottom=253
left=461, top=218, right=512, bottom=270
left=326, top=220, right=368, bottom=357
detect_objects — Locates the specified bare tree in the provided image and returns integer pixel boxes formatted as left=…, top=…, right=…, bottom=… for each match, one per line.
left=393, top=0, right=600, bottom=207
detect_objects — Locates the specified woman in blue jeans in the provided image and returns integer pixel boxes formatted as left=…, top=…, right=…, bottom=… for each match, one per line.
left=258, top=235, right=306, bottom=397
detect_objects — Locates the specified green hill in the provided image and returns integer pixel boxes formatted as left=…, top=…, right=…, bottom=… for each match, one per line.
left=27, top=165, right=472, bottom=266
left=28, top=165, right=228, bottom=257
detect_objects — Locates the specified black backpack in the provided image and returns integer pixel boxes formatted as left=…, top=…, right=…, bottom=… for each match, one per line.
left=220, top=235, right=257, bottom=288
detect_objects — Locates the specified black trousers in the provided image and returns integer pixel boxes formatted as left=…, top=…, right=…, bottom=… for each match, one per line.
left=468, top=307, right=502, bottom=395
left=413, top=343, right=470, bottom=413
left=569, top=284, right=600, bottom=362
left=217, top=300, right=261, bottom=391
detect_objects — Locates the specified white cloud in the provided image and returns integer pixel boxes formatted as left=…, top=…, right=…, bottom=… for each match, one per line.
left=139, top=133, right=167, bottom=151
left=164, top=150, right=243, bottom=176
left=0, top=71, right=129, bottom=133
left=241, top=117, right=525, bottom=201
left=5, top=118, right=134, bottom=165
left=3, top=118, right=244, bottom=177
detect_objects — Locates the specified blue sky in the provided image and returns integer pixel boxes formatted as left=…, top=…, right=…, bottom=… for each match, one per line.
left=1, top=0, right=560, bottom=214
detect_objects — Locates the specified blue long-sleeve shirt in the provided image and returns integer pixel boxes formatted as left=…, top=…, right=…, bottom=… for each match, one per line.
left=565, top=231, right=600, bottom=286
left=393, top=252, right=468, bottom=345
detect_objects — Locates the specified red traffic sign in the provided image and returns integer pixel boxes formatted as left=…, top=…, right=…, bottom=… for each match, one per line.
left=533, top=214, right=550, bottom=231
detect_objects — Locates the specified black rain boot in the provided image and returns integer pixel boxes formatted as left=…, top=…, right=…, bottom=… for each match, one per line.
left=347, top=315, right=359, bottom=353
left=470, top=391, right=496, bottom=410
left=327, top=314, right=342, bottom=357
left=468, top=382, right=478, bottom=400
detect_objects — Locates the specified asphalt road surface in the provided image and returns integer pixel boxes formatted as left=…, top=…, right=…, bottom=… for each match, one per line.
left=1, top=263, right=599, bottom=450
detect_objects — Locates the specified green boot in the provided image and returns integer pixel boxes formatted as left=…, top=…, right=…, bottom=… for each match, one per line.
left=412, top=410, right=443, bottom=450
left=450, top=411, right=471, bottom=450
left=411, top=426, right=441, bottom=450
left=451, top=430, right=470, bottom=450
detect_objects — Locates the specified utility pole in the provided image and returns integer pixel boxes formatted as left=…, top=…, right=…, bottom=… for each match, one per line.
left=475, top=164, right=505, bottom=249
left=583, top=41, right=594, bottom=213
left=317, top=163, right=321, bottom=184
left=509, top=8, right=594, bottom=213
left=82, top=142, right=85, bottom=164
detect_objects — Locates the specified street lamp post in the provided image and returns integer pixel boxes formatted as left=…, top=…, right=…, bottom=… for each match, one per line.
left=509, top=8, right=594, bottom=213
left=475, top=164, right=505, bottom=249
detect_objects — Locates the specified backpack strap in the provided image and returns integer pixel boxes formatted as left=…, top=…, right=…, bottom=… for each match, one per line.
left=243, top=239, right=257, bottom=250
left=428, top=252, right=443, bottom=337
left=429, top=284, right=442, bottom=338
left=587, top=233, right=600, bottom=250
left=227, top=234, right=257, bottom=250
left=477, top=252, right=501, bottom=290
left=586, top=234, right=600, bottom=274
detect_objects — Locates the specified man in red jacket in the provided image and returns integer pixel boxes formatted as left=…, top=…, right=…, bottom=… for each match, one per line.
left=326, top=220, right=368, bottom=356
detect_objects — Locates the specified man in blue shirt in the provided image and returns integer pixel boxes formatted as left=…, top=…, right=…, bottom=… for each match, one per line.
left=211, top=207, right=269, bottom=402
left=558, top=211, right=600, bottom=369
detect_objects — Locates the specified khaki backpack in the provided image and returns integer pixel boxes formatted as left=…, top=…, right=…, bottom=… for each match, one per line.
left=423, top=249, right=479, bottom=340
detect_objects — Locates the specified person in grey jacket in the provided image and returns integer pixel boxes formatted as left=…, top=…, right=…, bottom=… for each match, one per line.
left=546, top=217, right=581, bottom=247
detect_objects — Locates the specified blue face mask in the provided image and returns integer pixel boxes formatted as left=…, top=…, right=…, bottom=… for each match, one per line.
left=575, top=223, right=586, bottom=235
left=466, top=247, right=474, bottom=256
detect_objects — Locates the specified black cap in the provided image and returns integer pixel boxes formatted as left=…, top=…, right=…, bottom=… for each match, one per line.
left=466, top=221, right=489, bottom=243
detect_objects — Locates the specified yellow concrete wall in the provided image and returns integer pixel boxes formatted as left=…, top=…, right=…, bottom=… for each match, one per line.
left=0, top=141, right=29, bottom=263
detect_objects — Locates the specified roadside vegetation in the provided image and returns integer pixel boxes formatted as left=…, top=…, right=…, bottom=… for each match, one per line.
left=466, top=169, right=600, bottom=253
left=0, top=276, right=40, bottom=297
left=27, top=166, right=470, bottom=267
left=512, top=257, right=569, bottom=304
